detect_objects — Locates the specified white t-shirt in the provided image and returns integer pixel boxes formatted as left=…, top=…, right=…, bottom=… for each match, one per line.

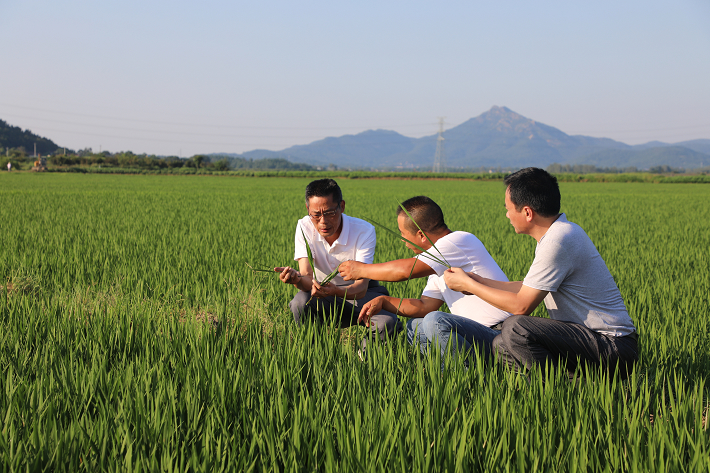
left=294, top=214, right=376, bottom=287
left=418, top=231, right=511, bottom=327
left=523, top=214, right=635, bottom=337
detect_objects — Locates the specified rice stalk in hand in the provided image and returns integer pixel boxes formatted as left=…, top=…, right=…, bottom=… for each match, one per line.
left=245, top=262, right=277, bottom=273
left=397, top=201, right=451, bottom=268
left=301, top=227, right=318, bottom=284
left=320, top=263, right=341, bottom=285
left=364, top=217, right=450, bottom=268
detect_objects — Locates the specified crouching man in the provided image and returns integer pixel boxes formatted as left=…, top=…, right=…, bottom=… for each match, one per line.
left=276, top=178, right=402, bottom=341
left=443, top=167, right=638, bottom=380
left=339, top=196, right=511, bottom=363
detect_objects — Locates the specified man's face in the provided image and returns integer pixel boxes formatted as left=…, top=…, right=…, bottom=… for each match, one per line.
left=307, top=195, right=344, bottom=239
left=397, top=214, right=423, bottom=254
left=505, top=187, right=528, bottom=234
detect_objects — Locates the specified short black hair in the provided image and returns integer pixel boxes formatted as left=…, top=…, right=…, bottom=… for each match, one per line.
left=504, top=167, right=560, bottom=217
left=305, top=179, right=342, bottom=205
left=396, top=196, right=448, bottom=234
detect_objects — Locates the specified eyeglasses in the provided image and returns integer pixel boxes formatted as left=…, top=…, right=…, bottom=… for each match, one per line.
left=309, top=205, right=340, bottom=221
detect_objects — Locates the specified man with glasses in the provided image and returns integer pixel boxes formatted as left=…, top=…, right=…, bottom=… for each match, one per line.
left=276, top=179, right=402, bottom=344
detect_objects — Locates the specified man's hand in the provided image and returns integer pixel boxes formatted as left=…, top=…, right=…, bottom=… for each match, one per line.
left=339, top=260, right=365, bottom=281
left=311, top=280, right=337, bottom=299
left=358, top=295, right=385, bottom=326
left=443, top=267, right=475, bottom=293
left=275, top=266, right=302, bottom=285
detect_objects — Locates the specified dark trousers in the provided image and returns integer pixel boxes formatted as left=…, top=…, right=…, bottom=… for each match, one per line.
left=492, top=315, right=638, bottom=380
left=289, top=283, right=402, bottom=341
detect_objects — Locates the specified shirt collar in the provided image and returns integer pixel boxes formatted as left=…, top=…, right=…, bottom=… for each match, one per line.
left=538, top=213, right=566, bottom=245
left=332, top=214, right=350, bottom=247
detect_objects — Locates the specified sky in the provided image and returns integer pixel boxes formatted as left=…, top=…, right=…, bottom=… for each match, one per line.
left=1, top=0, right=709, bottom=157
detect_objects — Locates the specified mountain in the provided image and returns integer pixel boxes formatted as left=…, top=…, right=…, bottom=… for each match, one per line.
left=571, top=146, right=710, bottom=169
left=0, top=119, right=59, bottom=155
left=240, top=106, right=710, bottom=170
left=629, top=139, right=710, bottom=156
left=242, top=129, right=417, bottom=167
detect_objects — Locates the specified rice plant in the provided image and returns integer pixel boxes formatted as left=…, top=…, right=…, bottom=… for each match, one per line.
left=0, top=173, right=708, bottom=471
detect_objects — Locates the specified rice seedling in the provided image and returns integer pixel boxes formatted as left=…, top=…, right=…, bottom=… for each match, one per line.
left=0, top=173, right=708, bottom=471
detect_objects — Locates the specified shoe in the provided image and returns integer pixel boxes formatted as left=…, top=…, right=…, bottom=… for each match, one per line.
left=357, top=339, right=368, bottom=362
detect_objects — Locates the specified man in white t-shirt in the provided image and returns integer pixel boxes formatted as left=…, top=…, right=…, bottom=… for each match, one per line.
left=276, top=179, right=402, bottom=341
left=339, top=196, right=511, bottom=361
left=443, top=167, right=638, bottom=380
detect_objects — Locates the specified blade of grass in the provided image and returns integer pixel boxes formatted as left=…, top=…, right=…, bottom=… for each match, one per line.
left=300, top=227, right=319, bottom=284
left=244, top=262, right=276, bottom=273
left=320, top=263, right=341, bottom=286
left=364, top=217, right=449, bottom=268
left=397, top=201, right=451, bottom=268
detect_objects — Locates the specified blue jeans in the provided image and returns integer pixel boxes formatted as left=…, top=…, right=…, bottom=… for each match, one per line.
left=406, top=311, right=501, bottom=363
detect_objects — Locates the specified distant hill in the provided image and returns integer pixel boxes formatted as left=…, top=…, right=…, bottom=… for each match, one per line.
left=630, top=139, right=710, bottom=156
left=0, top=119, right=59, bottom=155
left=240, top=106, right=710, bottom=170
left=241, top=129, right=417, bottom=167
left=571, top=146, right=710, bottom=169
left=207, top=154, right=316, bottom=170
left=3, top=109, right=708, bottom=171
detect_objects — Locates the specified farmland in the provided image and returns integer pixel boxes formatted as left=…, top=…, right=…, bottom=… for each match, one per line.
left=1, top=173, right=709, bottom=471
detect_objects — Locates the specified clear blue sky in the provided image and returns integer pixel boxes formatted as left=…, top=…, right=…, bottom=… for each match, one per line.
left=2, top=0, right=709, bottom=156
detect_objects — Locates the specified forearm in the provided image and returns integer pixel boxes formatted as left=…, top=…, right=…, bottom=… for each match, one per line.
left=470, top=274, right=523, bottom=293
left=357, top=258, right=433, bottom=282
left=332, top=280, right=368, bottom=300
left=378, top=296, right=440, bottom=318
left=460, top=278, right=535, bottom=315
left=293, top=274, right=313, bottom=293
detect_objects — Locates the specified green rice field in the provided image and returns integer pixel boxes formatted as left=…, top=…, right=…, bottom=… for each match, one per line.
left=1, top=173, right=709, bottom=471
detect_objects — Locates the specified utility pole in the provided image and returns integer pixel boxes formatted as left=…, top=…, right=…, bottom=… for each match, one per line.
left=432, top=117, right=446, bottom=173
left=34, top=143, right=37, bottom=158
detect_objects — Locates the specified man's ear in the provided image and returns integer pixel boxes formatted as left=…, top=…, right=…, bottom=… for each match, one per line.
left=523, top=206, right=534, bottom=222
left=339, top=200, right=345, bottom=213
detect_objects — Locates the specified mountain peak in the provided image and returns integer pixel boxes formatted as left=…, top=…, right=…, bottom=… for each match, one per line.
left=481, top=105, right=526, bottom=122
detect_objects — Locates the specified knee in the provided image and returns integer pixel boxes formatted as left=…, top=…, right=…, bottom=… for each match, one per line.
left=420, top=311, right=455, bottom=345
left=420, top=311, right=447, bottom=334
left=289, top=291, right=311, bottom=323
left=368, top=314, right=392, bottom=333
left=499, top=315, right=532, bottom=347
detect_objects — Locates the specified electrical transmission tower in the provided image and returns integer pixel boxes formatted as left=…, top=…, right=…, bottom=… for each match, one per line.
left=432, top=117, right=446, bottom=173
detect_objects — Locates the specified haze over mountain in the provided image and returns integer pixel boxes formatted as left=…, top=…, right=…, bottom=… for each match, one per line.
left=3, top=107, right=708, bottom=171
left=241, top=106, right=710, bottom=170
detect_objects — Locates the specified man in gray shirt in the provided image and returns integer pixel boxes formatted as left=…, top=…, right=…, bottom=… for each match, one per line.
left=444, top=167, right=638, bottom=380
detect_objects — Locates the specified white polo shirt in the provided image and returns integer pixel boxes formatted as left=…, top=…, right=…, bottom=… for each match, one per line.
left=294, top=214, right=376, bottom=287
left=418, top=231, right=512, bottom=327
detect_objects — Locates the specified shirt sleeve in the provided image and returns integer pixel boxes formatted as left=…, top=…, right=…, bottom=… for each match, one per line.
left=354, top=223, right=376, bottom=264
left=416, top=238, right=466, bottom=277
left=421, top=275, right=444, bottom=301
left=294, top=219, right=309, bottom=261
left=523, top=240, right=570, bottom=292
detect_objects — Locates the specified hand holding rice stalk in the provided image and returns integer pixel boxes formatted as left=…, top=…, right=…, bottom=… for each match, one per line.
left=301, top=228, right=341, bottom=305
left=300, top=228, right=341, bottom=285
